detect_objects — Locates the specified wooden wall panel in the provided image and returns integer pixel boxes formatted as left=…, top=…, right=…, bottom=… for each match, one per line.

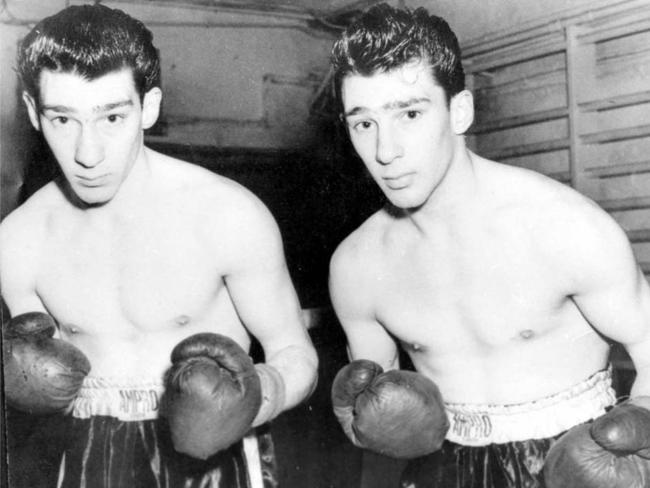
left=464, top=0, right=650, bottom=276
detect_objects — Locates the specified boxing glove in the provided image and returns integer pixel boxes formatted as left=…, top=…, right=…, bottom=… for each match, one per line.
left=544, top=399, right=650, bottom=488
left=331, top=359, right=449, bottom=459
left=164, top=332, right=262, bottom=459
left=3, top=312, right=91, bottom=415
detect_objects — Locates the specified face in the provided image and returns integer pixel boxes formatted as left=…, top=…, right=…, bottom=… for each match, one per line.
left=23, top=68, right=161, bottom=206
left=341, top=61, right=471, bottom=210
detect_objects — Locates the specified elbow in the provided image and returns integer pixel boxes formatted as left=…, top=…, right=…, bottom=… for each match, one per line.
left=303, top=349, right=319, bottom=398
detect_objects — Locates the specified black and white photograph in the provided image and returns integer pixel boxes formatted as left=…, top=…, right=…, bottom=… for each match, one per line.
left=1, top=1, right=650, bottom=487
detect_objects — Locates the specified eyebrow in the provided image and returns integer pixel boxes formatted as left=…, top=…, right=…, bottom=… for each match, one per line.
left=40, top=99, right=134, bottom=114
left=344, top=97, right=431, bottom=117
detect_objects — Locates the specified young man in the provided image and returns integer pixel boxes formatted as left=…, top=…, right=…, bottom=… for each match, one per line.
left=0, top=4, right=317, bottom=487
left=328, top=4, right=650, bottom=487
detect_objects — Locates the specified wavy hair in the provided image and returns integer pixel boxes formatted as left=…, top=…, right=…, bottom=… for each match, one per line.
left=17, top=4, right=160, bottom=103
left=331, top=4, right=464, bottom=108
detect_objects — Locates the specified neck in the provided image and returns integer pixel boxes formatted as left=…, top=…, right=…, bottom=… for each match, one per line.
left=110, top=145, right=152, bottom=209
left=68, top=145, right=152, bottom=219
left=401, top=147, right=480, bottom=234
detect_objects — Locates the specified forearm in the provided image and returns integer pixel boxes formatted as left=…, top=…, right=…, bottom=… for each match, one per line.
left=626, top=335, right=650, bottom=399
left=253, top=343, right=318, bottom=426
left=630, top=362, right=650, bottom=400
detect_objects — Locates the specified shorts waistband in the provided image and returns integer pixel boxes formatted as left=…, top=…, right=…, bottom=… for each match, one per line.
left=445, top=367, right=617, bottom=446
left=72, top=376, right=165, bottom=421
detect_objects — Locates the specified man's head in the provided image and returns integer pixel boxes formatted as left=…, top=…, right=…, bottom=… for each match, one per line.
left=17, top=4, right=160, bottom=105
left=17, top=5, right=163, bottom=208
left=331, top=4, right=465, bottom=110
left=331, top=5, right=473, bottom=211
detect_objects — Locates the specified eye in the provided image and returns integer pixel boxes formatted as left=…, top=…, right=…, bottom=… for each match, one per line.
left=52, top=116, right=69, bottom=125
left=106, top=114, right=124, bottom=123
left=403, top=110, right=421, bottom=120
left=352, top=120, right=375, bottom=132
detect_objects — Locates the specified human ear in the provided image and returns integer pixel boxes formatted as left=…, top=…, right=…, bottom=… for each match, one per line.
left=141, top=87, right=162, bottom=130
left=450, top=90, right=474, bottom=135
left=22, top=92, right=41, bottom=132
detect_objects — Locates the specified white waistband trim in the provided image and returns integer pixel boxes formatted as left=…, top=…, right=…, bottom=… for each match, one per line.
left=71, top=376, right=165, bottom=421
left=445, top=368, right=617, bottom=446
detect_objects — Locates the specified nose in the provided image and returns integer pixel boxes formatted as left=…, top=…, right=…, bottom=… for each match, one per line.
left=375, top=124, right=403, bottom=165
left=75, top=124, right=104, bottom=168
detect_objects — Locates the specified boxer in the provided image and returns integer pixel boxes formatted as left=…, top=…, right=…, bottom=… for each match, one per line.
left=327, top=4, right=650, bottom=487
left=1, top=5, right=317, bottom=487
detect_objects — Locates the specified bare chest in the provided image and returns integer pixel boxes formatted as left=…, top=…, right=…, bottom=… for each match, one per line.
left=374, top=233, right=570, bottom=351
left=36, top=218, right=225, bottom=333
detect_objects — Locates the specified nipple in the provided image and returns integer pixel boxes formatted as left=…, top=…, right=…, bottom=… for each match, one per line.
left=64, top=323, right=80, bottom=335
left=175, top=315, right=191, bottom=327
left=407, top=342, right=423, bottom=352
left=520, top=329, right=535, bottom=340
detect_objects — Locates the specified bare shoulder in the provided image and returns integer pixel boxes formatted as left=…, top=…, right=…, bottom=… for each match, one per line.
left=0, top=182, right=63, bottom=246
left=484, top=158, right=614, bottom=230
left=147, top=150, right=282, bottom=268
left=329, top=208, right=393, bottom=311
left=484, top=158, right=633, bottom=275
left=149, top=149, right=274, bottom=227
left=331, top=209, right=390, bottom=276
left=0, top=182, right=64, bottom=300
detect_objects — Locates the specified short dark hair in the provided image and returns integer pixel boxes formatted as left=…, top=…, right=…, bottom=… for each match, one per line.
left=331, top=3, right=464, bottom=108
left=17, top=4, right=160, bottom=103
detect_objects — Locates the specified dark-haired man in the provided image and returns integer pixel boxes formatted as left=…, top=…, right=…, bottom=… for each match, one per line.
left=1, top=5, right=317, bottom=487
left=328, top=4, right=650, bottom=487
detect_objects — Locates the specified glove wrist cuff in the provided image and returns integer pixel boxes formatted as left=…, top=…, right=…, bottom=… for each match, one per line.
left=628, top=395, right=650, bottom=410
left=253, top=363, right=286, bottom=427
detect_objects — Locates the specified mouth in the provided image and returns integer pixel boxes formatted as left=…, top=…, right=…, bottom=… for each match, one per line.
left=383, top=173, right=413, bottom=190
left=76, top=174, right=109, bottom=187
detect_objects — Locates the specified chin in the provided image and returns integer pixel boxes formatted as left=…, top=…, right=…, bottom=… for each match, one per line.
left=385, top=192, right=426, bottom=211
left=73, top=188, right=116, bottom=207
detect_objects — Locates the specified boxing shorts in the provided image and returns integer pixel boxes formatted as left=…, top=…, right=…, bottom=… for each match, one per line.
left=400, top=367, right=617, bottom=488
left=57, top=376, right=278, bottom=488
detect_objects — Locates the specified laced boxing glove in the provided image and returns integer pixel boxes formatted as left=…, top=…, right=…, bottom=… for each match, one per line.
left=544, top=399, right=650, bottom=488
left=331, top=359, right=449, bottom=459
left=3, top=312, right=91, bottom=415
left=164, top=332, right=262, bottom=459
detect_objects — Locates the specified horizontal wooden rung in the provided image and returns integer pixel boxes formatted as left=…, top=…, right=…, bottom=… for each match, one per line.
left=599, top=196, right=650, bottom=212
left=581, top=125, right=650, bottom=145
left=471, top=107, right=568, bottom=134
left=465, top=37, right=566, bottom=74
left=578, top=90, right=650, bottom=112
left=627, top=229, right=650, bottom=243
left=482, top=138, right=569, bottom=160
left=587, top=161, right=650, bottom=178
left=577, top=14, right=650, bottom=44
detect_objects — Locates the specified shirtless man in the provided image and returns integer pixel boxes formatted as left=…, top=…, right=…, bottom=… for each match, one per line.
left=328, top=4, right=650, bottom=487
left=0, top=5, right=317, bottom=487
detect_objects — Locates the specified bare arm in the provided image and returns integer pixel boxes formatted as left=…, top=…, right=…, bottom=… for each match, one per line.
left=0, top=209, right=48, bottom=317
left=329, top=239, right=399, bottom=372
left=562, top=201, right=650, bottom=398
left=218, top=190, right=317, bottom=425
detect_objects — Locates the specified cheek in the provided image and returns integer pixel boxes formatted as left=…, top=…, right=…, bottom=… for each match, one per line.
left=42, top=130, right=73, bottom=160
left=106, top=124, right=142, bottom=152
left=350, top=135, right=376, bottom=164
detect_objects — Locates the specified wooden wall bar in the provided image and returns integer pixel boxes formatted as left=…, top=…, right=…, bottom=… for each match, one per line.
left=464, top=0, right=650, bottom=278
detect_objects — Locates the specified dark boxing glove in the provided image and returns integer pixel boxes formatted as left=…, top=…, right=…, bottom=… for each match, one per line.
left=544, top=399, right=650, bottom=488
left=164, top=332, right=262, bottom=459
left=3, top=312, right=91, bottom=415
left=331, top=359, right=449, bottom=459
